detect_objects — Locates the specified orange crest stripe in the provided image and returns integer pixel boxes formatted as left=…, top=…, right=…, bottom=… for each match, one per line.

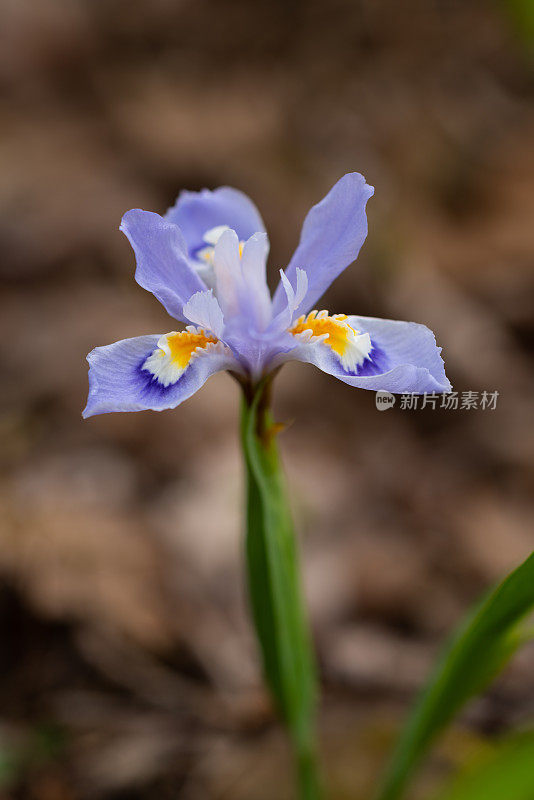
left=166, top=330, right=218, bottom=370
left=289, top=311, right=359, bottom=357
left=142, top=327, right=220, bottom=387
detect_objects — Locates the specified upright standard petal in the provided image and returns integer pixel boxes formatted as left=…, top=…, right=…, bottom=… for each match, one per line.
left=283, top=314, right=451, bottom=394
left=120, top=210, right=205, bottom=322
left=212, top=228, right=243, bottom=318
left=83, top=333, right=237, bottom=417
left=165, top=187, right=265, bottom=259
left=272, top=173, right=374, bottom=317
left=210, top=229, right=272, bottom=329
left=240, top=232, right=272, bottom=329
left=182, top=290, right=225, bottom=339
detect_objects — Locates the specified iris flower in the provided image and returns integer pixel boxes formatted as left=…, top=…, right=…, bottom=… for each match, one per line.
left=83, top=173, right=450, bottom=418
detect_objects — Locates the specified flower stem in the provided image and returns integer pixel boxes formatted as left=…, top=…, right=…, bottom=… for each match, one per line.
left=298, top=743, right=322, bottom=800
left=240, top=377, right=323, bottom=800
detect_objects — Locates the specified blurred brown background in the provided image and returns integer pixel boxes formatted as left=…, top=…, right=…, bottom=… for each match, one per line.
left=1, top=1, right=533, bottom=798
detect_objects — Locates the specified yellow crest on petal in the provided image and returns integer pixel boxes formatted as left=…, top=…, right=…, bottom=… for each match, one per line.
left=166, top=329, right=218, bottom=370
left=143, top=328, right=218, bottom=387
left=289, top=310, right=372, bottom=372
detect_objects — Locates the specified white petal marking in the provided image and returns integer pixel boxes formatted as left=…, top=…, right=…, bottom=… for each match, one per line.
left=289, top=310, right=372, bottom=372
left=142, top=328, right=225, bottom=387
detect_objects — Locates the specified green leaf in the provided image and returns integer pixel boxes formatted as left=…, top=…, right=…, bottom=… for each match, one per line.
left=432, top=731, right=534, bottom=800
left=502, top=0, right=534, bottom=52
left=241, top=384, right=320, bottom=798
left=376, top=551, right=534, bottom=800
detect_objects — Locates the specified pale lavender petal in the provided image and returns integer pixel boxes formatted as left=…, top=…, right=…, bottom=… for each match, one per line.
left=83, top=335, right=237, bottom=418
left=284, top=315, right=451, bottom=394
left=272, top=173, right=374, bottom=315
left=293, top=267, right=309, bottom=309
left=272, top=267, right=308, bottom=331
left=165, top=186, right=265, bottom=258
left=120, top=210, right=205, bottom=322
left=182, top=290, right=225, bottom=339
left=240, top=232, right=272, bottom=329
left=212, top=228, right=242, bottom=318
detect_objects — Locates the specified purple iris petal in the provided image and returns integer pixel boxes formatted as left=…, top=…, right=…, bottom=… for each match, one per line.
left=182, top=290, right=225, bottom=339
left=120, top=210, right=205, bottom=322
left=240, top=232, right=272, bottom=329
left=272, top=173, right=374, bottom=318
left=272, top=268, right=309, bottom=333
left=286, top=316, right=451, bottom=394
left=165, top=187, right=265, bottom=259
left=83, top=335, right=237, bottom=418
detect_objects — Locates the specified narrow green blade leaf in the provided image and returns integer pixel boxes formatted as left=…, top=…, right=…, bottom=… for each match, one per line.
left=503, top=0, right=534, bottom=51
left=432, top=732, right=534, bottom=800
left=376, top=551, right=534, bottom=800
left=241, top=386, right=320, bottom=798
